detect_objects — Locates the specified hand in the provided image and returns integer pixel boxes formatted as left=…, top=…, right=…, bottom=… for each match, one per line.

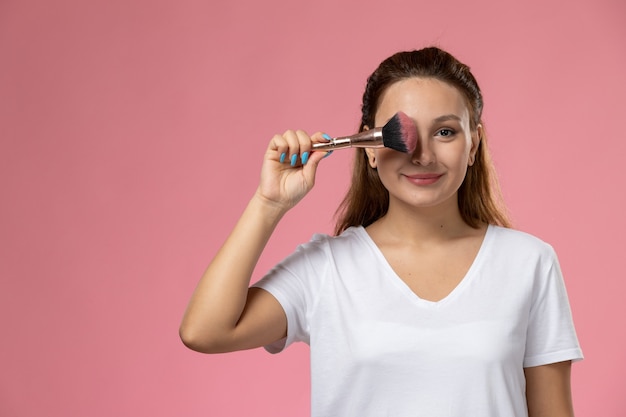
left=256, top=130, right=331, bottom=211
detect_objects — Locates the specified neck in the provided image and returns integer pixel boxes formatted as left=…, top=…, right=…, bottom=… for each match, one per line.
left=369, top=196, right=476, bottom=244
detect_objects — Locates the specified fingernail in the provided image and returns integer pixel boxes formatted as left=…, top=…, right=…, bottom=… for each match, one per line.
left=290, top=154, right=298, bottom=166
left=323, top=150, right=333, bottom=159
left=280, top=152, right=286, bottom=163
left=301, top=152, right=309, bottom=165
left=322, top=133, right=332, bottom=141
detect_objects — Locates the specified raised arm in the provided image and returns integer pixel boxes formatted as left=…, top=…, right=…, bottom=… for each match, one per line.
left=179, top=130, right=329, bottom=353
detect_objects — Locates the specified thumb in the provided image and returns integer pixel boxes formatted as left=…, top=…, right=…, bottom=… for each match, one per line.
left=301, top=148, right=327, bottom=185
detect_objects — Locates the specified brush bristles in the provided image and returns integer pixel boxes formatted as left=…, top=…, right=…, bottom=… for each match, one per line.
left=381, top=111, right=417, bottom=154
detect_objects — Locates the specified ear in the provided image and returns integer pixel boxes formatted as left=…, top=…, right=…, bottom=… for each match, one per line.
left=363, top=125, right=377, bottom=168
left=469, top=124, right=482, bottom=166
left=365, top=148, right=377, bottom=168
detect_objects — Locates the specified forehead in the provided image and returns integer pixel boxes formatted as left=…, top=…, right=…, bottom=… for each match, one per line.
left=375, top=77, right=469, bottom=126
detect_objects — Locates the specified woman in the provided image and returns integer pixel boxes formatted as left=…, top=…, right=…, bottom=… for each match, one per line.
left=180, top=47, right=583, bottom=416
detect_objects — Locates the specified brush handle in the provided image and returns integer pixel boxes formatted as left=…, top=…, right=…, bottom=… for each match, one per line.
left=312, top=128, right=383, bottom=151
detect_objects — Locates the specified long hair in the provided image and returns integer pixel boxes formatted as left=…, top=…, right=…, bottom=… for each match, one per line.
left=334, top=47, right=511, bottom=235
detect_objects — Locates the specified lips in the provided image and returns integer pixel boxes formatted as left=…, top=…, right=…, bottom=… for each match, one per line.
left=404, top=173, right=443, bottom=186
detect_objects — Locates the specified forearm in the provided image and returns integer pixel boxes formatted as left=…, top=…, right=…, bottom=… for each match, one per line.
left=525, top=361, right=574, bottom=417
left=180, top=129, right=327, bottom=352
left=179, top=192, right=287, bottom=351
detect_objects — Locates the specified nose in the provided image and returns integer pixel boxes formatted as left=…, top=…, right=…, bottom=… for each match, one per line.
left=411, top=137, right=435, bottom=166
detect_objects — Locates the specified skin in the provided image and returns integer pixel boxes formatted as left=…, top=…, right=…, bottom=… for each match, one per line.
left=179, top=76, right=575, bottom=416
left=364, top=77, right=486, bottom=302
left=525, top=361, right=575, bottom=417
left=179, top=129, right=327, bottom=353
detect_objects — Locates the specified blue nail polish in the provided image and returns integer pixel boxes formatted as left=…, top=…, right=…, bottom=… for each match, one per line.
left=280, top=152, right=286, bottom=163
left=290, top=154, right=298, bottom=166
left=322, top=133, right=332, bottom=141
left=323, top=150, right=333, bottom=159
left=301, top=152, right=309, bottom=165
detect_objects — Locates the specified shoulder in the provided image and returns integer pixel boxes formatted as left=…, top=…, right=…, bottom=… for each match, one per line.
left=282, top=226, right=367, bottom=266
left=487, top=225, right=557, bottom=259
left=300, top=226, right=367, bottom=250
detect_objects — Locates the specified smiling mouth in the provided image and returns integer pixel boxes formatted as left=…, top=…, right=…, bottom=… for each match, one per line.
left=404, top=173, right=443, bottom=185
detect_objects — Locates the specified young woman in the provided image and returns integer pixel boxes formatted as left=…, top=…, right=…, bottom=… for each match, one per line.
left=180, top=47, right=583, bottom=416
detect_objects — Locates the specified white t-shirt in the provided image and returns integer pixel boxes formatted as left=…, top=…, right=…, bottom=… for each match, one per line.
left=254, top=225, right=583, bottom=417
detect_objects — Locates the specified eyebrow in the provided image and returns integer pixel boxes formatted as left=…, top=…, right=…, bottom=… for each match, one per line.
left=433, top=114, right=463, bottom=123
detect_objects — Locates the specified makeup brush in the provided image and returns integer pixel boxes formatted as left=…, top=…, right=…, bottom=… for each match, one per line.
left=313, top=111, right=417, bottom=153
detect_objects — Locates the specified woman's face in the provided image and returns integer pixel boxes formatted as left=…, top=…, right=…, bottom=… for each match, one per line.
left=366, top=77, right=480, bottom=213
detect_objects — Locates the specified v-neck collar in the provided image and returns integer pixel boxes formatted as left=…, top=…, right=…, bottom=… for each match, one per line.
left=354, top=224, right=493, bottom=308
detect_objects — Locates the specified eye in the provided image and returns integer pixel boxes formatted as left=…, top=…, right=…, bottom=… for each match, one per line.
left=436, top=128, right=456, bottom=139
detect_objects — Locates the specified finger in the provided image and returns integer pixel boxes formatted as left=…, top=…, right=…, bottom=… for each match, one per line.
left=310, top=131, right=331, bottom=144
left=281, top=129, right=303, bottom=166
left=300, top=132, right=331, bottom=180
left=310, top=131, right=334, bottom=159
left=295, top=130, right=313, bottom=165
left=268, top=133, right=289, bottom=163
left=300, top=143, right=328, bottom=187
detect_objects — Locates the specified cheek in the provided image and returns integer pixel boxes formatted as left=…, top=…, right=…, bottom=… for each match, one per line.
left=442, top=140, right=472, bottom=165
left=374, top=151, right=407, bottom=171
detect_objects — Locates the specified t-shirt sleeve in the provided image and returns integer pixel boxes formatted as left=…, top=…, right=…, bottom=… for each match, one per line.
left=252, top=235, right=329, bottom=354
left=523, top=246, right=583, bottom=367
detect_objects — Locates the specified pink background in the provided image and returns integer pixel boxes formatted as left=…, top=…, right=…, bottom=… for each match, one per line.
left=1, top=0, right=624, bottom=415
